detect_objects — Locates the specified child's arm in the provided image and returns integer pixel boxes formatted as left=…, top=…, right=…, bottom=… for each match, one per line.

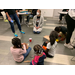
left=19, top=45, right=27, bottom=55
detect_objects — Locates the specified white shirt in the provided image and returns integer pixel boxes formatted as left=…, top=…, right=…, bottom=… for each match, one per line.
left=68, top=9, right=75, bottom=20
left=47, top=41, right=57, bottom=56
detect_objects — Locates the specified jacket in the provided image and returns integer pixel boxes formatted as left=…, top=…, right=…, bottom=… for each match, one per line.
left=33, top=15, right=44, bottom=28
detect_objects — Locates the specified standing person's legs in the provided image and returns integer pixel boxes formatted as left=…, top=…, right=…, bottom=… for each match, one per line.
left=14, top=14, right=21, bottom=31
left=64, top=14, right=75, bottom=48
left=59, top=14, right=64, bottom=20
left=14, top=14, right=25, bottom=34
left=7, top=15, right=15, bottom=33
left=7, top=14, right=18, bottom=37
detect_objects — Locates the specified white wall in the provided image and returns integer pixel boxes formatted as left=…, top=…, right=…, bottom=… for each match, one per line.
left=41, top=9, right=54, bottom=17
left=53, top=9, right=63, bottom=17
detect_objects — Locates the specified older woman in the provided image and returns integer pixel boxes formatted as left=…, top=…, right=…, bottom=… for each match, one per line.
left=33, top=9, right=44, bottom=34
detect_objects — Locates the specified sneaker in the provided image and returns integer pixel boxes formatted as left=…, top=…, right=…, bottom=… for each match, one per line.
left=20, top=31, right=25, bottom=34
left=14, top=33, right=18, bottom=37
left=64, top=43, right=73, bottom=49
left=28, top=23, right=32, bottom=25
left=4, top=19, right=8, bottom=22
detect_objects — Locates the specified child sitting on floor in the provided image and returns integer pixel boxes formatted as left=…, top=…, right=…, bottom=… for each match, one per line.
left=42, top=31, right=58, bottom=58
left=30, top=44, right=46, bottom=65
left=54, top=26, right=67, bottom=42
left=10, top=37, right=31, bottom=63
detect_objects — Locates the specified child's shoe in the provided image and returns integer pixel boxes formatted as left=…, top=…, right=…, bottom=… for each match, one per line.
left=14, top=33, right=18, bottom=37
left=20, top=31, right=25, bottom=34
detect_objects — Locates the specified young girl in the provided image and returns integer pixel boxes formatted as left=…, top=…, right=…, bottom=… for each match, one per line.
left=42, top=31, right=58, bottom=58
left=30, top=44, right=46, bottom=65
left=10, top=37, right=31, bottom=63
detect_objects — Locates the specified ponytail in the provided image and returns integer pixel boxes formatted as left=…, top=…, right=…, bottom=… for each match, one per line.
left=49, top=31, right=58, bottom=46
left=50, top=36, right=56, bottom=45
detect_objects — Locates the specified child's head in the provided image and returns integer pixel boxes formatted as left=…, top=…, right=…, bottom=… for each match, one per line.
left=54, top=27, right=60, bottom=33
left=33, top=44, right=43, bottom=54
left=49, top=31, right=58, bottom=45
left=12, top=38, right=22, bottom=48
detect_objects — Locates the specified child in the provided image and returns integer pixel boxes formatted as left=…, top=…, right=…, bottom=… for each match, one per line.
left=30, top=44, right=46, bottom=65
left=54, top=26, right=67, bottom=42
left=10, top=37, right=31, bottom=63
left=42, top=31, right=58, bottom=58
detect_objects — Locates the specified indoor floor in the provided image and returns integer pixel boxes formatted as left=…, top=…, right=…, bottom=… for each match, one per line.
left=0, top=17, right=75, bottom=65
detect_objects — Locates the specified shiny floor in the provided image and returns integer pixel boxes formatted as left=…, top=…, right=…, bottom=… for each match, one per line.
left=0, top=17, right=75, bottom=65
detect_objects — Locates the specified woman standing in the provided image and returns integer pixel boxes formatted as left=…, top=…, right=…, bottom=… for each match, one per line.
left=64, top=9, right=75, bottom=49
left=4, top=9, right=25, bottom=37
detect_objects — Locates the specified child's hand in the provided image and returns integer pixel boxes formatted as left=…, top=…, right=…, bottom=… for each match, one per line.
left=21, top=43, right=25, bottom=45
left=45, top=41, right=48, bottom=43
left=21, top=43, right=28, bottom=49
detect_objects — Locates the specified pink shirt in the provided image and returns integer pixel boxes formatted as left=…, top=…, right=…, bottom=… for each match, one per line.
left=10, top=45, right=26, bottom=62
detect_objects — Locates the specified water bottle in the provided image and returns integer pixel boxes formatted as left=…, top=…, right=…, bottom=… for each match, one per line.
left=10, top=20, right=13, bottom=23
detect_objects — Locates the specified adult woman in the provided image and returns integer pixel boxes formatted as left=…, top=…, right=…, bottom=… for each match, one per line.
left=4, top=9, right=25, bottom=37
left=33, top=9, right=44, bottom=34
left=64, top=9, right=75, bottom=49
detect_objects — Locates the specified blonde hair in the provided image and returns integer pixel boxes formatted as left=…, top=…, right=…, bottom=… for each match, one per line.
left=37, top=9, right=41, bottom=13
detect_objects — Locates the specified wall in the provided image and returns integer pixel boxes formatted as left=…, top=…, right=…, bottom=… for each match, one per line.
left=41, top=9, right=54, bottom=17
left=53, top=9, right=63, bottom=17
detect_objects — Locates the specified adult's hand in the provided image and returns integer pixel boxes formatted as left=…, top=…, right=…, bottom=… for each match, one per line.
left=8, top=17, right=12, bottom=22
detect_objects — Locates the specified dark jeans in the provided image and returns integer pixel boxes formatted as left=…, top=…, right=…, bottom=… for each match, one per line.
left=26, top=14, right=33, bottom=23
left=65, top=14, right=75, bottom=44
left=7, top=13, right=21, bottom=33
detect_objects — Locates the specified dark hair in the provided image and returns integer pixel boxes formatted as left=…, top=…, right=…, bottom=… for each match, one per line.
left=12, top=38, right=22, bottom=48
left=33, top=44, right=44, bottom=54
left=54, top=27, right=60, bottom=32
left=49, top=31, right=58, bottom=45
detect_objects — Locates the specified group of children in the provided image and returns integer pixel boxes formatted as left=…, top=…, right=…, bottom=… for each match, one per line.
left=10, top=26, right=67, bottom=65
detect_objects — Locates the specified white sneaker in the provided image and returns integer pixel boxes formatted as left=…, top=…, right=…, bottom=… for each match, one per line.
left=64, top=43, right=73, bottom=49
left=28, top=23, right=32, bottom=25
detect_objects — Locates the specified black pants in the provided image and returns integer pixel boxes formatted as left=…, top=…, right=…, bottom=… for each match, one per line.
left=65, top=14, right=75, bottom=44
left=59, top=14, right=64, bottom=20
left=42, top=42, right=54, bottom=58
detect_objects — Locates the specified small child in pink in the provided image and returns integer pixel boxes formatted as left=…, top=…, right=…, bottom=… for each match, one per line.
left=30, top=44, right=46, bottom=65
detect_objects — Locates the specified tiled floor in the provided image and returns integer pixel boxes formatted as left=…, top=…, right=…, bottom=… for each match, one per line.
left=0, top=17, right=75, bottom=65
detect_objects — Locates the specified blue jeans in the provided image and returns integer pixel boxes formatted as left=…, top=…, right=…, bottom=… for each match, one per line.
left=33, top=31, right=41, bottom=34
left=23, top=47, right=31, bottom=61
left=7, top=13, right=21, bottom=33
